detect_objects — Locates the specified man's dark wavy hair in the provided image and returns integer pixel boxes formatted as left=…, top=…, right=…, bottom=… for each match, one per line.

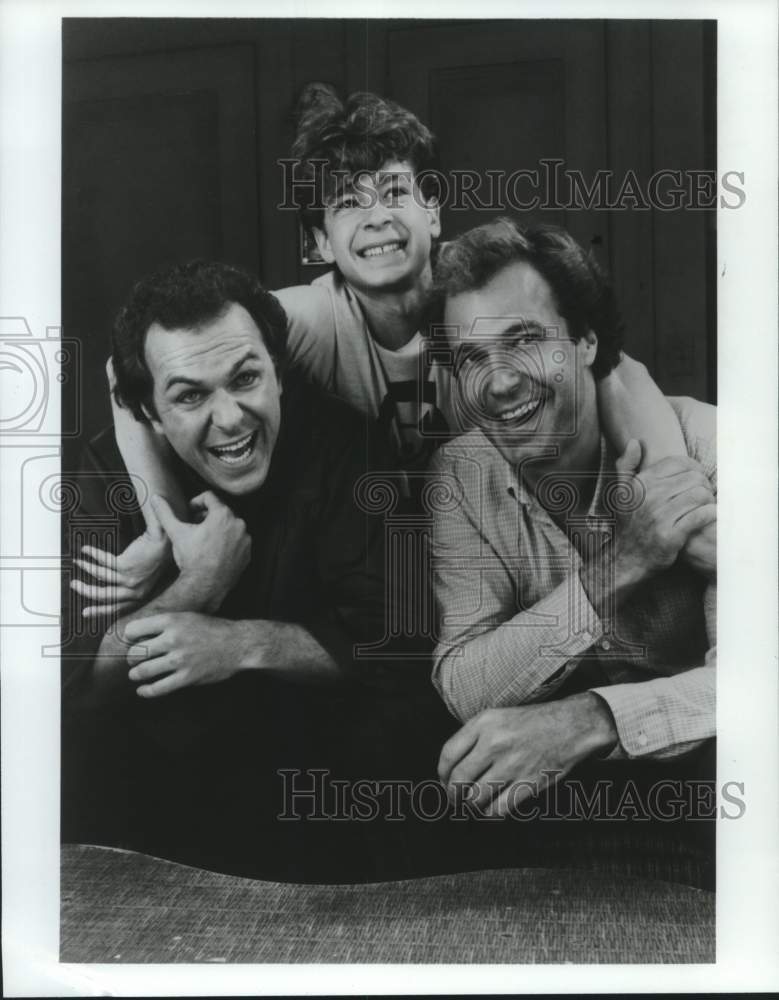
left=112, top=260, right=288, bottom=423
left=290, top=83, right=440, bottom=232
left=434, top=218, right=624, bottom=379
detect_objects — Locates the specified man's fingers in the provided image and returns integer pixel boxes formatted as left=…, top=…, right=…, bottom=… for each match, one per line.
left=137, top=668, right=187, bottom=699
left=126, top=636, right=168, bottom=669
left=124, top=614, right=171, bottom=642
left=615, top=438, right=642, bottom=476
left=457, top=765, right=507, bottom=811
left=82, top=602, right=135, bottom=618
left=189, top=490, right=224, bottom=514
left=70, top=579, right=133, bottom=602
left=150, top=494, right=185, bottom=539
left=128, top=650, right=176, bottom=680
left=674, top=502, right=717, bottom=537
left=74, top=557, right=120, bottom=585
left=81, top=545, right=117, bottom=569
left=437, top=723, right=480, bottom=785
left=665, top=488, right=716, bottom=528
left=643, top=455, right=704, bottom=479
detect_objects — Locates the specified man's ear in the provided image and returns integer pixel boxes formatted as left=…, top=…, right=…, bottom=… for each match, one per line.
left=312, top=226, right=336, bottom=265
left=141, top=403, right=165, bottom=435
left=582, top=330, right=598, bottom=368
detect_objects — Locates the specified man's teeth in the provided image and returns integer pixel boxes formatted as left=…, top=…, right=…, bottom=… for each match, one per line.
left=497, top=400, right=539, bottom=422
left=209, top=433, right=254, bottom=463
left=362, top=242, right=403, bottom=257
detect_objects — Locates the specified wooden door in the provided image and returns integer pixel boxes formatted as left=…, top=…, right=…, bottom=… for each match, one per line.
left=62, top=43, right=259, bottom=454
left=381, top=20, right=609, bottom=257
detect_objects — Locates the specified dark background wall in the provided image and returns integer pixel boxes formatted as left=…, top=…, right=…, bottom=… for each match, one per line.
left=62, top=17, right=716, bottom=463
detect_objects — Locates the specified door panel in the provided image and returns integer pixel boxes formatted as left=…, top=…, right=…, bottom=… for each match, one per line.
left=387, top=20, right=608, bottom=255
left=62, top=44, right=259, bottom=451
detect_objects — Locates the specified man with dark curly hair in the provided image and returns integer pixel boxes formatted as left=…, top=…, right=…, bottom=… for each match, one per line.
left=63, top=259, right=449, bottom=880
left=429, top=220, right=716, bottom=821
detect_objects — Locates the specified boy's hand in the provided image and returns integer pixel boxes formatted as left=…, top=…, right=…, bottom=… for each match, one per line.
left=72, top=499, right=172, bottom=617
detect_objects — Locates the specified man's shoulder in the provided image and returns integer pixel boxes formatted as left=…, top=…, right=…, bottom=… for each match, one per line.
left=428, top=430, right=508, bottom=509
left=430, top=428, right=498, bottom=469
left=667, top=396, right=716, bottom=474
left=280, top=375, right=383, bottom=462
left=81, top=424, right=125, bottom=473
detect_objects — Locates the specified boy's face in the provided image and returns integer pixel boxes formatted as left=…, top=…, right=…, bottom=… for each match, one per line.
left=314, top=159, right=441, bottom=295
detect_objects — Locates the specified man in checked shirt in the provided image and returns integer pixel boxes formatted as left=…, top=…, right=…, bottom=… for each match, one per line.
left=429, top=218, right=716, bottom=820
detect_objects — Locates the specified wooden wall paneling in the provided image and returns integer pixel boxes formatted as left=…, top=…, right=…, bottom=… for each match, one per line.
left=285, top=21, right=359, bottom=287
left=384, top=20, right=608, bottom=258
left=255, top=21, right=296, bottom=291
left=62, top=43, right=259, bottom=444
left=604, top=21, right=656, bottom=371
left=651, top=21, right=710, bottom=400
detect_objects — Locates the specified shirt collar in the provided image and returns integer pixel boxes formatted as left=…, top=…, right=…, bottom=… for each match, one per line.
left=505, top=436, right=613, bottom=519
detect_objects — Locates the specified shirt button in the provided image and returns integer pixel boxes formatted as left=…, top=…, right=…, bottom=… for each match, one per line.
left=637, top=732, right=648, bottom=747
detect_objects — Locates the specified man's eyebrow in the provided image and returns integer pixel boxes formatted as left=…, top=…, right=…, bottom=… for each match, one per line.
left=163, top=351, right=260, bottom=391
left=461, top=319, right=546, bottom=342
left=500, top=320, right=547, bottom=337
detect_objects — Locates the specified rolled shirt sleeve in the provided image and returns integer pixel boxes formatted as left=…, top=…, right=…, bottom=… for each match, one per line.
left=430, top=446, right=604, bottom=721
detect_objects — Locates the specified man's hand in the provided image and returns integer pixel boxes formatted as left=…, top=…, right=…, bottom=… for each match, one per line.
left=611, top=440, right=716, bottom=588
left=71, top=499, right=172, bottom=617
left=438, top=694, right=617, bottom=816
left=124, top=612, right=248, bottom=697
left=151, top=491, right=251, bottom=611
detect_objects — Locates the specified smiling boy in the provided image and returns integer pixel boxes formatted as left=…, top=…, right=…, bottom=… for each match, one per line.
left=97, top=87, right=691, bottom=603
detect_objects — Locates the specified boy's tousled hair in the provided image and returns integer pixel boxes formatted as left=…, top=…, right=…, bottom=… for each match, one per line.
left=290, top=84, right=440, bottom=231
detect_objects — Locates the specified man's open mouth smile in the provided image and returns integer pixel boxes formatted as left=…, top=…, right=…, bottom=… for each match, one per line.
left=207, top=431, right=257, bottom=466
left=358, top=240, right=407, bottom=259
left=490, top=397, right=543, bottom=426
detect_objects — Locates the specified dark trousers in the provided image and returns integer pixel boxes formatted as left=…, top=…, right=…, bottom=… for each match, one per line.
left=62, top=675, right=714, bottom=887
left=61, top=672, right=459, bottom=882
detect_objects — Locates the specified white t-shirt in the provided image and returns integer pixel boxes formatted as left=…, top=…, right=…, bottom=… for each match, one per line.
left=275, top=271, right=457, bottom=470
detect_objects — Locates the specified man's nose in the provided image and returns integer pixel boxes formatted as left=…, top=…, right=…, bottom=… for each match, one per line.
left=209, top=389, right=244, bottom=430
left=484, top=364, right=523, bottom=399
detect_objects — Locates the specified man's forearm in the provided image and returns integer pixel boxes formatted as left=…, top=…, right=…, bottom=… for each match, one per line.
left=93, top=572, right=219, bottom=676
left=578, top=546, right=643, bottom=619
left=234, top=620, right=342, bottom=684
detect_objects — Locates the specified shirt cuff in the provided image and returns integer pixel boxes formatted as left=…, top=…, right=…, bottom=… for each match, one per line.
left=590, top=672, right=716, bottom=760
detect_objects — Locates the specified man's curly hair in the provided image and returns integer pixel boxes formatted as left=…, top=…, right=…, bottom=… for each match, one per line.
left=112, top=260, right=288, bottom=423
left=290, top=83, right=440, bottom=232
left=434, top=218, right=624, bottom=379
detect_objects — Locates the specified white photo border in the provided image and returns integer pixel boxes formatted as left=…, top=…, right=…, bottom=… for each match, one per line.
left=1, top=0, right=777, bottom=994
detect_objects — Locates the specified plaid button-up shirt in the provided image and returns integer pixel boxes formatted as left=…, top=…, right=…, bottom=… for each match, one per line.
left=430, top=397, right=716, bottom=760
